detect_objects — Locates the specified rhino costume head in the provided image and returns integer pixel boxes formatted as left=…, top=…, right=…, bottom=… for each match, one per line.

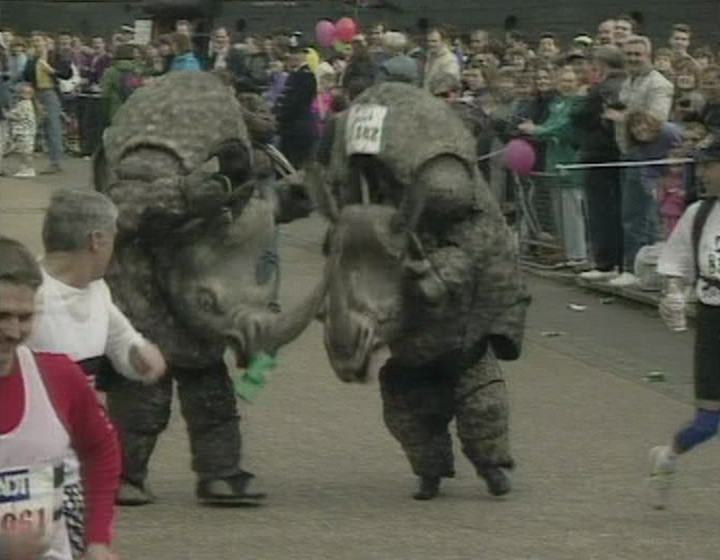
left=311, top=83, right=530, bottom=382
left=96, top=72, right=321, bottom=367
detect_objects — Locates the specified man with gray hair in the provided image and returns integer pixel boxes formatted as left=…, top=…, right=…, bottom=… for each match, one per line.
left=376, top=31, right=420, bottom=86
left=603, top=35, right=674, bottom=287
left=26, top=188, right=166, bottom=557
left=573, top=45, right=627, bottom=282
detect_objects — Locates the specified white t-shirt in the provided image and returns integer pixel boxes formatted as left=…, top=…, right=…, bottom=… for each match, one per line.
left=26, top=269, right=147, bottom=487
left=27, top=269, right=146, bottom=381
left=657, top=199, right=720, bottom=306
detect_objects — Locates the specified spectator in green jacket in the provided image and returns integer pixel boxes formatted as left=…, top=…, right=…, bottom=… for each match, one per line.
left=100, top=44, right=144, bottom=126
left=518, top=65, right=588, bottom=264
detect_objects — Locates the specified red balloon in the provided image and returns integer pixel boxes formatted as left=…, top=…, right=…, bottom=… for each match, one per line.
left=335, top=17, right=357, bottom=42
left=504, top=138, right=537, bottom=175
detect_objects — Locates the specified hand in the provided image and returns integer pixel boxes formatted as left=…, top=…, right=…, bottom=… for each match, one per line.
left=0, top=530, right=45, bottom=560
left=129, top=343, right=167, bottom=384
left=517, top=120, right=535, bottom=134
left=84, top=543, right=118, bottom=560
left=602, top=108, right=625, bottom=122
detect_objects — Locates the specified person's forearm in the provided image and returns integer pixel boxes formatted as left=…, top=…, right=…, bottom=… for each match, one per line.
left=82, top=434, right=120, bottom=545
left=106, top=301, right=146, bottom=380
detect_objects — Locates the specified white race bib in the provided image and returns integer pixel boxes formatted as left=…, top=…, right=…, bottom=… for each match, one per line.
left=0, top=465, right=57, bottom=542
left=345, top=104, right=388, bottom=155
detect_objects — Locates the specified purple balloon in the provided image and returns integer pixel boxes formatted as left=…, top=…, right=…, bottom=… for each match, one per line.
left=504, top=138, right=537, bottom=175
left=316, top=20, right=336, bottom=47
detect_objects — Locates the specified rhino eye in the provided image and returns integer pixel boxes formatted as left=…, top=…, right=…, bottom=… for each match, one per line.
left=196, top=288, right=220, bottom=314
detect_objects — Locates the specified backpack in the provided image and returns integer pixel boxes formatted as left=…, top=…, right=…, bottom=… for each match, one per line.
left=118, top=70, right=145, bottom=102
left=691, top=196, right=720, bottom=289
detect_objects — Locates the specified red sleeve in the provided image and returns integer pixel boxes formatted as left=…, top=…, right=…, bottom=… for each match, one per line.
left=36, top=354, right=120, bottom=545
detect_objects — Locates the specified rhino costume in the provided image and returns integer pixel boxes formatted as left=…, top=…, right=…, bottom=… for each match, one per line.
left=95, top=72, right=320, bottom=505
left=312, top=83, right=530, bottom=500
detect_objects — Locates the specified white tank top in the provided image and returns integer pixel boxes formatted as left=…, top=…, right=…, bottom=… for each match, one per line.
left=0, top=346, right=73, bottom=560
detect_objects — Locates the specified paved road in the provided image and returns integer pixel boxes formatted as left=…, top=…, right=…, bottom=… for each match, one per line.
left=1, top=161, right=718, bottom=560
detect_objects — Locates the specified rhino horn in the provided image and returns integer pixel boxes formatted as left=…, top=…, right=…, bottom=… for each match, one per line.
left=261, top=265, right=329, bottom=355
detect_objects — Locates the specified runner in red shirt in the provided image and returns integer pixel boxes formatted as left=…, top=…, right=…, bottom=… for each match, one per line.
left=0, top=236, right=120, bottom=560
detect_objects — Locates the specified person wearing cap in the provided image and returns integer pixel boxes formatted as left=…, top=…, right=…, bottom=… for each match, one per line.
left=573, top=33, right=594, bottom=50
left=648, top=139, right=720, bottom=510
left=376, top=31, right=419, bottom=87
left=573, top=45, right=627, bottom=281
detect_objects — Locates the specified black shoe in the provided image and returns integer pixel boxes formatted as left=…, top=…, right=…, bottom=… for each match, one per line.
left=479, top=467, right=511, bottom=497
left=412, top=476, right=441, bottom=501
left=116, top=481, right=156, bottom=506
left=197, top=471, right=267, bottom=506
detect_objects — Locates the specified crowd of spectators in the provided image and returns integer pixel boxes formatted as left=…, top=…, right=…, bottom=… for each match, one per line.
left=1, top=15, right=720, bottom=288
left=3, top=12, right=720, bottom=560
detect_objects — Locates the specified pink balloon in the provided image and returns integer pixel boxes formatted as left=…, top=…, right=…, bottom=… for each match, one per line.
left=504, top=138, right=537, bottom=175
left=335, top=17, right=357, bottom=42
left=315, top=20, right=336, bottom=47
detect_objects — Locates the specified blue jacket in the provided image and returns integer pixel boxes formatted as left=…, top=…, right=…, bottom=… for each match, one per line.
left=169, top=52, right=202, bottom=72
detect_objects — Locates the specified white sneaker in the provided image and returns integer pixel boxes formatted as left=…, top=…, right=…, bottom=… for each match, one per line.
left=13, top=168, right=36, bottom=178
left=579, top=269, right=619, bottom=281
left=649, top=445, right=676, bottom=510
left=608, top=272, right=639, bottom=287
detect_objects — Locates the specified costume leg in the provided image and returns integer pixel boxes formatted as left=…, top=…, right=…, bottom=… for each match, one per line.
left=174, top=362, right=242, bottom=481
left=107, top=374, right=173, bottom=487
left=378, top=358, right=455, bottom=480
left=454, top=348, right=513, bottom=470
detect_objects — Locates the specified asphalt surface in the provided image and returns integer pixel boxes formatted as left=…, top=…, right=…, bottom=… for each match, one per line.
left=1, top=158, right=718, bottom=560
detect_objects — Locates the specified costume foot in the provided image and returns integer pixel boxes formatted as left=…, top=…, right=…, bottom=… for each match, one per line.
left=116, top=481, right=155, bottom=506
left=412, top=476, right=441, bottom=501
left=197, top=471, right=267, bottom=506
left=479, top=467, right=511, bottom=497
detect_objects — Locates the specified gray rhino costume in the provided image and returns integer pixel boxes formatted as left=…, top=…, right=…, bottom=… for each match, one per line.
left=95, top=72, right=321, bottom=504
left=311, top=83, right=530, bottom=500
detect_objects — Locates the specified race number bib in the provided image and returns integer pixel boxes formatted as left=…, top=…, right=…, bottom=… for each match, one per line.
left=345, top=104, right=388, bottom=155
left=0, top=466, right=56, bottom=541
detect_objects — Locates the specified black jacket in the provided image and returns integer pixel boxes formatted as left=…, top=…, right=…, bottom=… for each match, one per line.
left=571, top=70, right=626, bottom=163
left=23, top=52, right=73, bottom=92
left=274, top=65, right=317, bottom=138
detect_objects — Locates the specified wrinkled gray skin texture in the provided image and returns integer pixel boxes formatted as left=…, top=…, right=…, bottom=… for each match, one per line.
left=312, top=83, right=530, bottom=484
left=96, top=72, right=320, bottom=488
left=97, top=72, right=321, bottom=369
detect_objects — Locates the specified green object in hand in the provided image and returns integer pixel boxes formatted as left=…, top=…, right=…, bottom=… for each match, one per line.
left=233, top=353, right=278, bottom=402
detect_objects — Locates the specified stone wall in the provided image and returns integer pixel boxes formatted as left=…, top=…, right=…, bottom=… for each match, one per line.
left=3, top=0, right=720, bottom=45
